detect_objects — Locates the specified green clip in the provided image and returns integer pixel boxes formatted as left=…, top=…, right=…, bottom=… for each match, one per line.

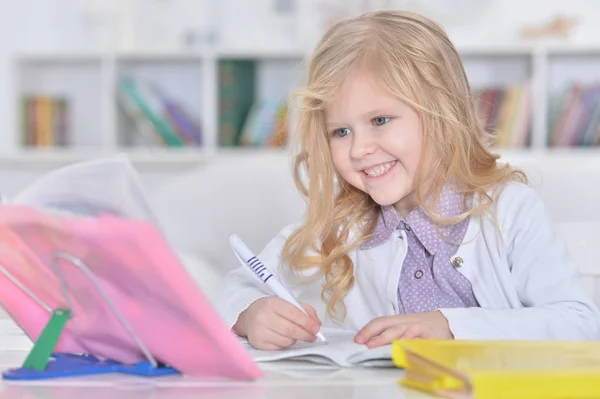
left=22, top=308, right=71, bottom=371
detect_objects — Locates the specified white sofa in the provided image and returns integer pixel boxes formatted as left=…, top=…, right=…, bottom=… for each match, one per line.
left=149, top=149, right=600, bottom=308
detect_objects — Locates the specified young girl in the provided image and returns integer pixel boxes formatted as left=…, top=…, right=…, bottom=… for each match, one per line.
left=219, top=10, right=600, bottom=351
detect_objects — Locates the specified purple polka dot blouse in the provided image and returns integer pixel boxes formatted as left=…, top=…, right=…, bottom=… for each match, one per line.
left=361, top=186, right=480, bottom=314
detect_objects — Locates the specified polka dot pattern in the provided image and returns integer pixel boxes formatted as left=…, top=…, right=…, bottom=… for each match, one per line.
left=361, top=185, right=479, bottom=313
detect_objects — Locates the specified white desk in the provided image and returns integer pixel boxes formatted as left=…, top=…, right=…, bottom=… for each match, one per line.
left=0, top=351, right=436, bottom=399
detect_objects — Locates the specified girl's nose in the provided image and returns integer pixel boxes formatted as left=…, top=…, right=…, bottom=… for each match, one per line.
left=350, top=130, right=377, bottom=159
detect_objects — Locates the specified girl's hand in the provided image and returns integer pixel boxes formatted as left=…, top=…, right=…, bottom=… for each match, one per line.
left=354, top=311, right=453, bottom=348
left=233, top=297, right=322, bottom=351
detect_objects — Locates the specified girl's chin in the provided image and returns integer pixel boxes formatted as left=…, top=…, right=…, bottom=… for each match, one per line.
left=367, top=186, right=416, bottom=211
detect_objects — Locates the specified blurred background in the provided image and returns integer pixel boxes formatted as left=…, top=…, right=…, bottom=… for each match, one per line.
left=1, top=0, right=600, bottom=194
left=2, top=0, right=600, bottom=349
left=2, top=0, right=600, bottom=249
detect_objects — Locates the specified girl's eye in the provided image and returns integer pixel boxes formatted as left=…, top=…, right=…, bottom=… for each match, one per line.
left=333, top=127, right=351, bottom=137
left=373, top=116, right=390, bottom=126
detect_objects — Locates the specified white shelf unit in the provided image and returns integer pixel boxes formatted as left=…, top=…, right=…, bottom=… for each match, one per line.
left=10, top=44, right=600, bottom=165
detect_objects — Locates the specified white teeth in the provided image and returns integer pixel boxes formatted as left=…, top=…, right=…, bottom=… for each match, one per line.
left=364, top=161, right=396, bottom=177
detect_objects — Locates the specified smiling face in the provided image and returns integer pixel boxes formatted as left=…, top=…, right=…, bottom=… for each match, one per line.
left=325, top=72, right=423, bottom=216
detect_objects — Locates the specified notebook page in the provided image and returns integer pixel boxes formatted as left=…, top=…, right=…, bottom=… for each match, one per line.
left=241, top=329, right=393, bottom=367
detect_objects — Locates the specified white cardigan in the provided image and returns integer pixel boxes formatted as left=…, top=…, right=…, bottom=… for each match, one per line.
left=219, top=182, right=600, bottom=340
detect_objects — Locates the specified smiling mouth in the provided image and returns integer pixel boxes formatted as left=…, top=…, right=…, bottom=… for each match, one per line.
left=363, top=161, right=397, bottom=177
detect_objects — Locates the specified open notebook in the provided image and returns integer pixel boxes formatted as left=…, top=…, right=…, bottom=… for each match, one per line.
left=241, top=328, right=394, bottom=367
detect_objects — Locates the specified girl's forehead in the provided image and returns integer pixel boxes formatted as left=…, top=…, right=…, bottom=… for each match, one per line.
left=325, top=74, right=400, bottom=109
left=324, top=71, right=377, bottom=98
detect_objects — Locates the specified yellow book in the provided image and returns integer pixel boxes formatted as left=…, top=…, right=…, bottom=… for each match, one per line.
left=392, top=340, right=600, bottom=399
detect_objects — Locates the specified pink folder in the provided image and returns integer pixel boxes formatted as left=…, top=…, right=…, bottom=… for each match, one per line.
left=0, top=204, right=263, bottom=381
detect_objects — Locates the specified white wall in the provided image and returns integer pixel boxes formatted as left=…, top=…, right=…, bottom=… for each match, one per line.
left=435, top=0, right=600, bottom=45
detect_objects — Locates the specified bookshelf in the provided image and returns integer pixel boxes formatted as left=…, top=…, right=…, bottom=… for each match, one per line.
left=9, top=43, right=600, bottom=165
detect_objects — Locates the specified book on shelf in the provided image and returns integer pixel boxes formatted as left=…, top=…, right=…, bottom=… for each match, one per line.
left=217, top=59, right=289, bottom=148
left=238, top=98, right=289, bottom=147
left=473, top=81, right=532, bottom=148
left=218, top=59, right=256, bottom=147
left=117, top=76, right=203, bottom=148
left=21, top=96, right=69, bottom=148
left=548, top=83, right=600, bottom=147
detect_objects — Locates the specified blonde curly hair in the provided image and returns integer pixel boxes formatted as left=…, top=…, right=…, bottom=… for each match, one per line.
left=282, top=10, right=527, bottom=321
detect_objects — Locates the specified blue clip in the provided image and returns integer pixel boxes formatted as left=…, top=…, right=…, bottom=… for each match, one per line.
left=2, top=353, right=180, bottom=380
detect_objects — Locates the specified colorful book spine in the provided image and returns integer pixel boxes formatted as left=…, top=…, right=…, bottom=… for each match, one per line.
left=118, top=77, right=185, bottom=148
left=473, top=82, right=532, bottom=148
left=218, top=60, right=256, bottom=146
left=117, top=76, right=204, bottom=148
left=151, top=85, right=203, bottom=147
left=238, top=99, right=289, bottom=147
left=21, top=96, right=70, bottom=148
left=549, top=83, right=600, bottom=147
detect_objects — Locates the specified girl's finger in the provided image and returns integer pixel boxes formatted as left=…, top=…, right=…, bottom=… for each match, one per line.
left=366, top=324, right=410, bottom=348
left=272, top=312, right=318, bottom=342
left=253, top=341, right=286, bottom=351
left=355, top=316, right=400, bottom=344
left=274, top=300, right=321, bottom=336
left=300, top=302, right=321, bottom=324
left=400, top=324, right=425, bottom=339
left=265, top=325, right=299, bottom=348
